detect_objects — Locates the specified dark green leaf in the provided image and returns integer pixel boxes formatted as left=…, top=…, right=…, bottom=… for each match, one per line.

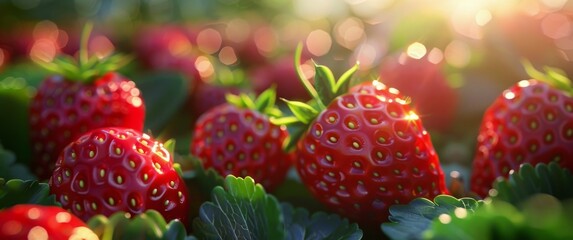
left=138, top=71, right=189, bottom=134
left=0, top=179, right=58, bottom=209
left=424, top=194, right=573, bottom=240
left=178, top=154, right=225, bottom=224
left=192, top=176, right=284, bottom=240
left=490, top=162, right=573, bottom=206
left=282, top=121, right=308, bottom=152
left=0, top=146, right=35, bottom=180
left=282, top=203, right=362, bottom=240
left=282, top=99, right=318, bottom=124
left=0, top=77, right=34, bottom=164
left=381, top=195, right=483, bottom=240
left=254, top=87, right=277, bottom=115
left=87, top=210, right=190, bottom=240
left=334, top=63, right=359, bottom=95
left=313, top=64, right=337, bottom=106
left=0, top=62, right=48, bottom=87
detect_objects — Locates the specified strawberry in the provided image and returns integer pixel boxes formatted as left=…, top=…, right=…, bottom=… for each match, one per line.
left=277, top=46, right=449, bottom=230
left=29, top=23, right=145, bottom=179
left=191, top=88, right=292, bottom=191
left=0, top=204, right=98, bottom=240
left=378, top=53, right=458, bottom=132
left=470, top=64, right=573, bottom=198
left=49, top=127, right=190, bottom=223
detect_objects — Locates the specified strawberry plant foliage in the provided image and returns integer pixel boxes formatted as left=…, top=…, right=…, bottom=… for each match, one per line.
left=491, top=162, right=573, bottom=206
left=137, top=71, right=189, bottom=133
left=281, top=203, right=362, bottom=240
left=424, top=194, right=573, bottom=240
left=192, top=176, right=363, bottom=240
left=193, top=175, right=284, bottom=240
left=87, top=210, right=193, bottom=240
left=0, top=145, right=35, bottom=180
left=0, top=179, right=58, bottom=209
left=381, top=195, right=483, bottom=240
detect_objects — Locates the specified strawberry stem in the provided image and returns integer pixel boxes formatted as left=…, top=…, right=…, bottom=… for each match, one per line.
left=522, top=60, right=573, bottom=95
left=79, top=21, right=93, bottom=69
left=294, top=43, right=325, bottom=110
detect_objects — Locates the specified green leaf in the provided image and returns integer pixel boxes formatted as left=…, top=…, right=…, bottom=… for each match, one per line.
left=0, top=77, right=34, bottom=164
left=240, top=93, right=257, bottom=109
left=424, top=194, right=573, bottom=240
left=294, top=43, right=323, bottom=110
left=282, top=121, right=308, bottom=152
left=87, top=210, right=191, bottom=240
left=282, top=203, right=362, bottom=240
left=313, top=64, right=337, bottom=106
left=0, top=62, right=48, bottom=87
left=138, top=71, right=189, bottom=134
left=0, top=179, right=58, bottom=209
left=522, top=60, right=573, bottom=95
left=381, top=195, right=484, bottom=240
left=178, top=154, right=225, bottom=224
left=192, top=175, right=284, bottom=240
left=164, top=139, right=176, bottom=156
left=254, top=87, right=277, bottom=115
left=282, top=99, right=318, bottom=124
left=225, top=93, right=246, bottom=108
left=490, top=162, right=573, bottom=206
left=334, top=62, right=359, bottom=95
left=0, top=146, right=36, bottom=180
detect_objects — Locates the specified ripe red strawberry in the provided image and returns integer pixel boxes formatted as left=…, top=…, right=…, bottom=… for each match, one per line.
left=0, top=204, right=98, bottom=240
left=191, top=89, right=292, bottom=191
left=29, top=24, right=145, bottom=179
left=470, top=65, right=573, bottom=197
left=349, top=79, right=405, bottom=102
left=49, top=127, right=190, bottom=224
left=378, top=53, right=458, bottom=132
left=279, top=48, right=448, bottom=230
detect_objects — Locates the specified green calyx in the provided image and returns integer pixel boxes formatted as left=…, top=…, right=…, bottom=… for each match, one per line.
left=271, top=43, right=359, bottom=151
left=87, top=210, right=191, bottom=240
left=225, top=87, right=282, bottom=118
left=522, top=60, right=573, bottom=95
left=33, top=22, right=131, bottom=84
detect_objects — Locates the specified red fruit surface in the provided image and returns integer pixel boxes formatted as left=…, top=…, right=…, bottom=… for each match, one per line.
left=379, top=54, right=458, bottom=131
left=349, top=79, right=406, bottom=102
left=0, top=204, right=98, bottom=240
left=191, top=104, right=292, bottom=191
left=29, top=72, right=145, bottom=179
left=296, top=92, right=448, bottom=227
left=470, top=79, right=573, bottom=197
left=49, top=127, right=189, bottom=223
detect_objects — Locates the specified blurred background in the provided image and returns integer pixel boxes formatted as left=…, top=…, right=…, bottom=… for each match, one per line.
left=1, top=0, right=573, bottom=192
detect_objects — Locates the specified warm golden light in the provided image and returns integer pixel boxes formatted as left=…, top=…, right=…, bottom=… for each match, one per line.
left=219, top=46, right=238, bottom=65
left=444, top=40, right=470, bottom=68
left=334, top=17, right=365, bottom=49
left=407, top=42, right=427, bottom=59
left=197, top=28, right=222, bottom=54
left=195, top=56, right=214, bottom=79
left=90, top=35, right=115, bottom=59
left=306, top=29, right=332, bottom=56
